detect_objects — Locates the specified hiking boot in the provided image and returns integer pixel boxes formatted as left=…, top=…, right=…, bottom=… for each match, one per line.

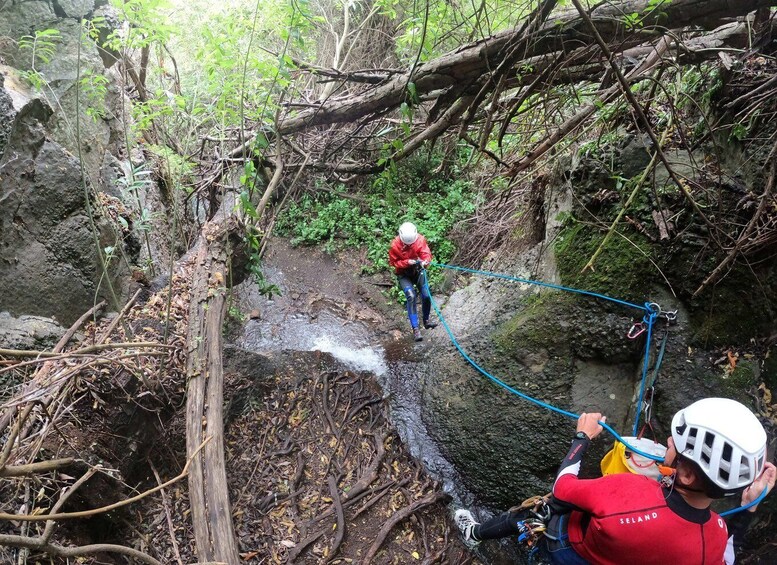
left=454, top=509, right=481, bottom=547
left=423, top=319, right=438, bottom=329
left=413, top=327, right=423, bottom=342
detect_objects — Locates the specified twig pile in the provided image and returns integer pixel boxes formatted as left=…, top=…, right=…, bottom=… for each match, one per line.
left=0, top=269, right=193, bottom=564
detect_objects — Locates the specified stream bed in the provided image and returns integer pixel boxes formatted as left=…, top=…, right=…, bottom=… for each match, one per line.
left=235, top=246, right=473, bottom=502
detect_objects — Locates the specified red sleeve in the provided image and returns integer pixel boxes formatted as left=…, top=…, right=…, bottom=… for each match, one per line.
left=389, top=238, right=411, bottom=271
left=553, top=474, right=606, bottom=513
left=416, top=235, right=432, bottom=264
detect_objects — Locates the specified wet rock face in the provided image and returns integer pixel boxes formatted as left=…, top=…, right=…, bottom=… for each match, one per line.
left=0, top=6, right=159, bottom=324
left=424, top=290, right=641, bottom=508
left=0, top=71, right=117, bottom=325
left=0, top=75, right=13, bottom=156
left=425, top=163, right=775, bottom=522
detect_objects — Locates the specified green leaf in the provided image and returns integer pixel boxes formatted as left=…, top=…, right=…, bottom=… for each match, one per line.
left=255, top=132, right=270, bottom=150
left=407, top=82, right=419, bottom=104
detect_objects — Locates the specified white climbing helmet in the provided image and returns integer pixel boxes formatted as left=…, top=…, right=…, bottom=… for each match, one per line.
left=398, top=222, right=418, bottom=245
left=671, top=397, right=767, bottom=494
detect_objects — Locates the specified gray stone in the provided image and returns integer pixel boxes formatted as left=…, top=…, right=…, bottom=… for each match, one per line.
left=56, top=0, right=95, bottom=18
left=617, top=133, right=652, bottom=178
left=0, top=311, right=65, bottom=350
left=0, top=84, right=118, bottom=324
left=97, top=150, right=123, bottom=197
left=5, top=17, right=120, bottom=183
left=0, top=73, right=12, bottom=159
left=653, top=148, right=702, bottom=190
left=0, top=2, right=57, bottom=39
left=92, top=4, right=121, bottom=68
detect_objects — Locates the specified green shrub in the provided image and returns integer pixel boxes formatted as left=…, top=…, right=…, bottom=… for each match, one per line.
left=275, top=161, right=478, bottom=290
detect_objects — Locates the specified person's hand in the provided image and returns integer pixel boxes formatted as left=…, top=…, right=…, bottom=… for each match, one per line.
left=742, top=462, right=776, bottom=512
left=420, top=259, right=429, bottom=267
left=408, top=259, right=418, bottom=265
left=577, top=412, right=605, bottom=440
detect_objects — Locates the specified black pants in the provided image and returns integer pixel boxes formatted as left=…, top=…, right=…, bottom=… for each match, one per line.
left=472, top=508, right=589, bottom=565
left=396, top=267, right=431, bottom=329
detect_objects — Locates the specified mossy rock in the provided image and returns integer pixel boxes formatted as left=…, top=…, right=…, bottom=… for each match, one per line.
left=493, top=294, right=572, bottom=358
left=493, top=291, right=641, bottom=366
left=701, top=360, right=759, bottom=406
left=554, top=222, right=654, bottom=304
left=687, top=263, right=777, bottom=346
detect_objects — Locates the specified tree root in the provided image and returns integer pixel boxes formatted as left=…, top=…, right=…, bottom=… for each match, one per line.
left=359, top=491, right=449, bottom=565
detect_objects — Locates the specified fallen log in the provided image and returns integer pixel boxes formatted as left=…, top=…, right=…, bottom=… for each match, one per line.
left=184, top=200, right=245, bottom=565
left=275, top=0, right=774, bottom=135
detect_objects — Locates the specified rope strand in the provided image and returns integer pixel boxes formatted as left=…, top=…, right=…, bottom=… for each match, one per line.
left=425, top=264, right=662, bottom=462
left=423, top=263, right=760, bottom=515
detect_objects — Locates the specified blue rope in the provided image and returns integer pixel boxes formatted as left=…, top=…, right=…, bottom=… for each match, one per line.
left=423, top=268, right=663, bottom=463
left=720, top=487, right=769, bottom=517
left=633, top=307, right=659, bottom=436
left=430, top=262, right=646, bottom=311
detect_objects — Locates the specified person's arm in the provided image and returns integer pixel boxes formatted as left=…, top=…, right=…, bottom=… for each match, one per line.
left=417, top=236, right=432, bottom=265
left=724, top=462, right=776, bottom=564
left=388, top=240, right=412, bottom=271
left=552, top=413, right=605, bottom=509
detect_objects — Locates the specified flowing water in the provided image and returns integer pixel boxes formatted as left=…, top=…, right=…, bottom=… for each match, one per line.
left=236, top=263, right=471, bottom=500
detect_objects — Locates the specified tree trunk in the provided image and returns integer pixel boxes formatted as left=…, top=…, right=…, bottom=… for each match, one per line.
left=184, top=204, right=242, bottom=565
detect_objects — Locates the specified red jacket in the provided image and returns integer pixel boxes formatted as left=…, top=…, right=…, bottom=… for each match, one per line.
left=388, top=235, right=432, bottom=275
left=555, top=472, right=728, bottom=564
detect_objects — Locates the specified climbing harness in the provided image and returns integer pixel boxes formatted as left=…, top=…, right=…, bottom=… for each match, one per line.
left=511, top=495, right=551, bottom=549
left=421, top=263, right=760, bottom=516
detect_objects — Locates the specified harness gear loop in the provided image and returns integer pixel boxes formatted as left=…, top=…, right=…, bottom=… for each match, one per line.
left=510, top=494, right=551, bottom=548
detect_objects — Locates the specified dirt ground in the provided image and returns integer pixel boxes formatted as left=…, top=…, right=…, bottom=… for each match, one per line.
left=0, top=238, right=483, bottom=565
left=134, top=239, right=481, bottom=564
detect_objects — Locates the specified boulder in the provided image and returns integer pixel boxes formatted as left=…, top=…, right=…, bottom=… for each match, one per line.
left=428, top=167, right=775, bottom=515
left=0, top=311, right=65, bottom=350
left=0, top=69, right=120, bottom=325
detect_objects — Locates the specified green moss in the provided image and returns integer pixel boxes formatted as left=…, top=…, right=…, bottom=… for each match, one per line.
left=493, top=294, right=571, bottom=355
left=718, top=361, right=758, bottom=405
left=554, top=221, right=654, bottom=303
left=689, top=265, right=777, bottom=347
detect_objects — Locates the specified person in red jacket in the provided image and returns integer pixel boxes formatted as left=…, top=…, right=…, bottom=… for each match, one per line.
left=388, top=222, right=437, bottom=341
left=455, top=398, right=775, bottom=565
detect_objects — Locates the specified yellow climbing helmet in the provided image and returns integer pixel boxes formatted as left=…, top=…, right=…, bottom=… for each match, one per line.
left=601, top=437, right=667, bottom=480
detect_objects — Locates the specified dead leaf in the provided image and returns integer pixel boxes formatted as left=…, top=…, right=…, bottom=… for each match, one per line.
left=727, top=350, right=738, bottom=370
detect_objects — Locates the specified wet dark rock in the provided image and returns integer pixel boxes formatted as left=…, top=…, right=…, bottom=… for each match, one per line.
left=423, top=156, right=776, bottom=563
left=55, top=0, right=95, bottom=18
left=617, top=133, right=652, bottom=178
